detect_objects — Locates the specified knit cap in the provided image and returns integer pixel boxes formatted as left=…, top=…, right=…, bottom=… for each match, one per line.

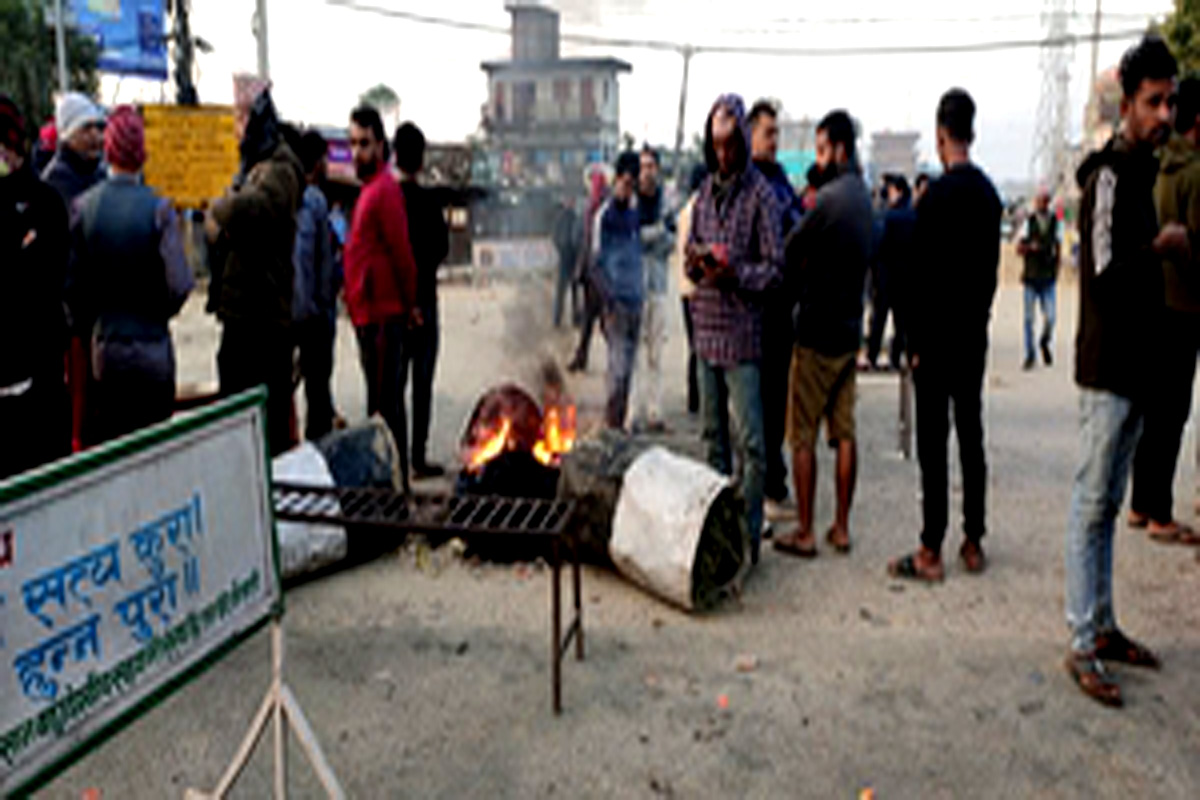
left=104, top=105, right=145, bottom=171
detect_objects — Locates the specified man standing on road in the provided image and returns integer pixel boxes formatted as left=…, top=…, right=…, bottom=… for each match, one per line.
left=1017, top=189, right=1061, bottom=370
left=866, top=175, right=916, bottom=371
left=749, top=100, right=803, bottom=521
left=887, top=89, right=1002, bottom=583
left=1061, top=37, right=1180, bottom=707
left=207, top=86, right=304, bottom=457
left=396, top=122, right=450, bottom=479
left=42, top=92, right=105, bottom=207
left=772, top=110, right=872, bottom=559
left=343, top=105, right=419, bottom=492
left=0, top=95, right=71, bottom=479
left=591, top=151, right=643, bottom=430
left=292, top=130, right=339, bottom=442
left=552, top=194, right=580, bottom=329
left=687, top=94, right=783, bottom=564
left=629, top=145, right=674, bottom=433
left=1127, top=76, right=1200, bottom=546
left=567, top=170, right=609, bottom=373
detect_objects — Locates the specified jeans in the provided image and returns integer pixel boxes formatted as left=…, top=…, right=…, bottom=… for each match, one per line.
left=296, top=315, right=336, bottom=441
left=1066, top=389, right=1142, bottom=653
left=1023, top=279, right=1056, bottom=363
left=699, top=358, right=766, bottom=547
left=915, top=350, right=988, bottom=552
left=218, top=321, right=294, bottom=457
left=1130, top=308, right=1200, bottom=522
left=571, top=278, right=603, bottom=368
left=603, top=304, right=641, bottom=429
left=867, top=283, right=906, bottom=369
left=355, top=319, right=410, bottom=491
left=553, top=254, right=577, bottom=328
left=630, top=292, right=667, bottom=426
left=404, top=308, right=440, bottom=467
left=682, top=298, right=699, bottom=414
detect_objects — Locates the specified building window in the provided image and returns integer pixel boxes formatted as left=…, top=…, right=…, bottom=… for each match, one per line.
left=514, top=81, right=536, bottom=123
left=603, top=79, right=610, bottom=104
left=581, top=77, right=596, bottom=119
left=553, top=78, right=570, bottom=102
left=493, top=81, right=506, bottom=121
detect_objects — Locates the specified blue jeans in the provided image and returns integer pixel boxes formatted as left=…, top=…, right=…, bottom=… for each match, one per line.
left=1065, top=389, right=1143, bottom=653
left=603, top=305, right=641, bottom=429
left=698, top=358, right=766, bottom=547
left=1023, top=280, right=1056, bottom=363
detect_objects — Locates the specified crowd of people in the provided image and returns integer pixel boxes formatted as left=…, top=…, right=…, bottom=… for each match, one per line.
left=0, top=80, right=450, bottom=496
left=554, top=36, right=1191, bottom=708
left=0, top=33, right=1192, bottom=709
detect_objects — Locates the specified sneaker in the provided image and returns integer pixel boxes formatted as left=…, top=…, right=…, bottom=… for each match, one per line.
left=764, top=497, right=797, bottom=522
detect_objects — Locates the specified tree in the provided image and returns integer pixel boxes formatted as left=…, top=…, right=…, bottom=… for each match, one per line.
left=1158, top=0, right=1200, bottom=76
left=0, top=0, right=99, bottom=128
left=359, top=83, right=399, bottom=114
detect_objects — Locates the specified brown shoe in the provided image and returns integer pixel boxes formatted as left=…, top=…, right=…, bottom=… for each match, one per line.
left=1095, top=630, right=1161, bottom=670
left=1065, top=652, right=1123, bottom=708
left=887, top=547, right=944, bottom=583
left=960, top=539, right=987, bottom=574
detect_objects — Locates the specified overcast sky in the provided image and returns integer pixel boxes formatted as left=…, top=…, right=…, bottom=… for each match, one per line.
left=108, top=0, right=1171, bottom=182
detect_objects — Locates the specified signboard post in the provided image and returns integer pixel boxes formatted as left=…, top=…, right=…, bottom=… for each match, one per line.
left=0, top=390, right=342, bottom=798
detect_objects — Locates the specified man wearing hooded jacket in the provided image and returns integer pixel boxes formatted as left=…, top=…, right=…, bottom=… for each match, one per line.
left=686, top=94, right=783, bottom=565
left=206, top=84, right=304, bottom=456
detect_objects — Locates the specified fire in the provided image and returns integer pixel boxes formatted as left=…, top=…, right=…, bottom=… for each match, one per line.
left=467, top=418, right=512, bottom=471
left=533, top=405, right=576, bottom=466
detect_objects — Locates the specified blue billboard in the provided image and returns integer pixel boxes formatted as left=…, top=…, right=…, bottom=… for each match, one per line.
left=72, top=0, right=168, bottom=80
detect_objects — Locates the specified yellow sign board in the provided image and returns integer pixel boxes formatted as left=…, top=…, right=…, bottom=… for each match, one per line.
left=141, top=105, right=240, bottom=210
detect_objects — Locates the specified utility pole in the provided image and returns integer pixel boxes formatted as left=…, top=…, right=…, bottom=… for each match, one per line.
left=671, top=45, right=693, bottom=185
left=174, top=0, right=199, bottom=104
left=1085, top=0, right=1102, bottom=136
left=1030, top=0, right=1075, bottom=195
left=254, top=0, right=270, bottom=80
left=53, top=0, right=69, bottom=94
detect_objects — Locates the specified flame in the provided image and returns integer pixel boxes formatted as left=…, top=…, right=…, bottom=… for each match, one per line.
left=533, top=405, right=576, bottom=466
left=467, top=418, right=512, bottom=470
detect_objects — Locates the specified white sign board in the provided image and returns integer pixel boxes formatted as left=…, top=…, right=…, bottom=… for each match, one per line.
left=0, top=392, right=282, bottom=796
left=472, top=237, right=557, bottom=273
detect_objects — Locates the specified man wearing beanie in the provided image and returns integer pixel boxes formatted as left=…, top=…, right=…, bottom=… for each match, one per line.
left=0, top=94, right=72, bottom=479
left=65, top=106, right=193, bottom=445
left=42, top=92, right=106, bottom=207
left=206, top=84, right=304, bottom=456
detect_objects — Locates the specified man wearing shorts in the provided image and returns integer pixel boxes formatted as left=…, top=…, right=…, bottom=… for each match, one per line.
left=774, top=111, right=873, bottom=558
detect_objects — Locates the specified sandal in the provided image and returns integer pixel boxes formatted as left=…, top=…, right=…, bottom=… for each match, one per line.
left=1095, top=630, right=1161, bottom=669
left=960, top=540, right=987, bottom=574
left=1147, top=522, right=1200, bottom=547
left=1065, top=652, right=1123, bottom=708
left=773, top=531, right=818, bottom=559
left=1127, top=511, right=1150, bottom=529
left=826, top=526, right=851, bottom=554
left=887, top=552, right=944, bottom=583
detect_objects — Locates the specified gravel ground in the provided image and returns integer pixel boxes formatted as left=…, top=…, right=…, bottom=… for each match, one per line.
left=42, top=276, right=1200, bottom=799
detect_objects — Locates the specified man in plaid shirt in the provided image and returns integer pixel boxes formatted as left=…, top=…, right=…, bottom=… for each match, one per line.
left=686, top=94, right=783, bottom=565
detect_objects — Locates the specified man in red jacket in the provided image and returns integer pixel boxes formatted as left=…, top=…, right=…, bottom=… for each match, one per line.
left=343, top=105, right=419, bottom=492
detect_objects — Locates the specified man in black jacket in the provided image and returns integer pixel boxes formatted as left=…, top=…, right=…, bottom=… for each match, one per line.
left=0, top=95, right=71, bottom=479
left=888, top=89, right=1002, bottom=583
left=395, top=122, right=450, bottom=479
left=1062, top=37, right=1182, bottom=708
left=41, top=92, right=105, bottom=208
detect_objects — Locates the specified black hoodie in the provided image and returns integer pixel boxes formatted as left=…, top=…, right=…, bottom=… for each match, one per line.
left=1074, top=134, right=1162, bottom=399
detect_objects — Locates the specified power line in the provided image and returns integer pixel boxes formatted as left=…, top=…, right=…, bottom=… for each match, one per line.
left=325, top=2, right=1150, bottom=57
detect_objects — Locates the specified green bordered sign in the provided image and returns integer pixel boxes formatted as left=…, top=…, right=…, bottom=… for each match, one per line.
left=0, top=390, right=282, bottom=796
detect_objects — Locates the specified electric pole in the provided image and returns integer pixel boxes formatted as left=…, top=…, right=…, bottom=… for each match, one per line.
left=53, top=0, right=69, bottom=94
left=1030, top=0, right=1075, bottom=196
left=173, top=0, right=199, bottom=104
left=671, top=45, right=693, bottom=185
left=1085, top=0, right=1102, bottom=135
left=254, top=0, right=270, bottom=80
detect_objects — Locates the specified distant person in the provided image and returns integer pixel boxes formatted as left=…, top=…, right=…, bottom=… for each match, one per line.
left=34, top=120, right=56, bottom=175
left=888, top=88, right=1002, bottom=583
left=591, top=151, right=643, bottom=429
left=207, top=85, right=304, bottom=456
left=396, top=121, right=450, bottom=479
left=866, top=174, right=915, bottom=371
left=749, top=100, right=803, bottom=520
left=567, top=170, right=609, bottom=373
left=686, top=94, right=783, bottom=565
left=1063, top=37, right=1180, bottom=707
left=292, top=129, right=339, bottom=442
left=674, top=163, right=706, bottom=415
left=801, top=163, right=823, bottom=213
left=552, top=194, right=581, bottom=329
left=65, top=106, right=193, bottom=445
left=629, top=145, right=674, bottom=433
left=1127, top=76, right=1200, bottom=545
left=343, top=105, right=419, bottom=491
left=913, top=172, right=931, bottom=206
left=42, top=92, right=105, bottom=207
left=0, top=94, right=71, bottom=479
left=1017, top=189, right=1060, bottom=369
left=772, top=110, right=872, bottom=559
